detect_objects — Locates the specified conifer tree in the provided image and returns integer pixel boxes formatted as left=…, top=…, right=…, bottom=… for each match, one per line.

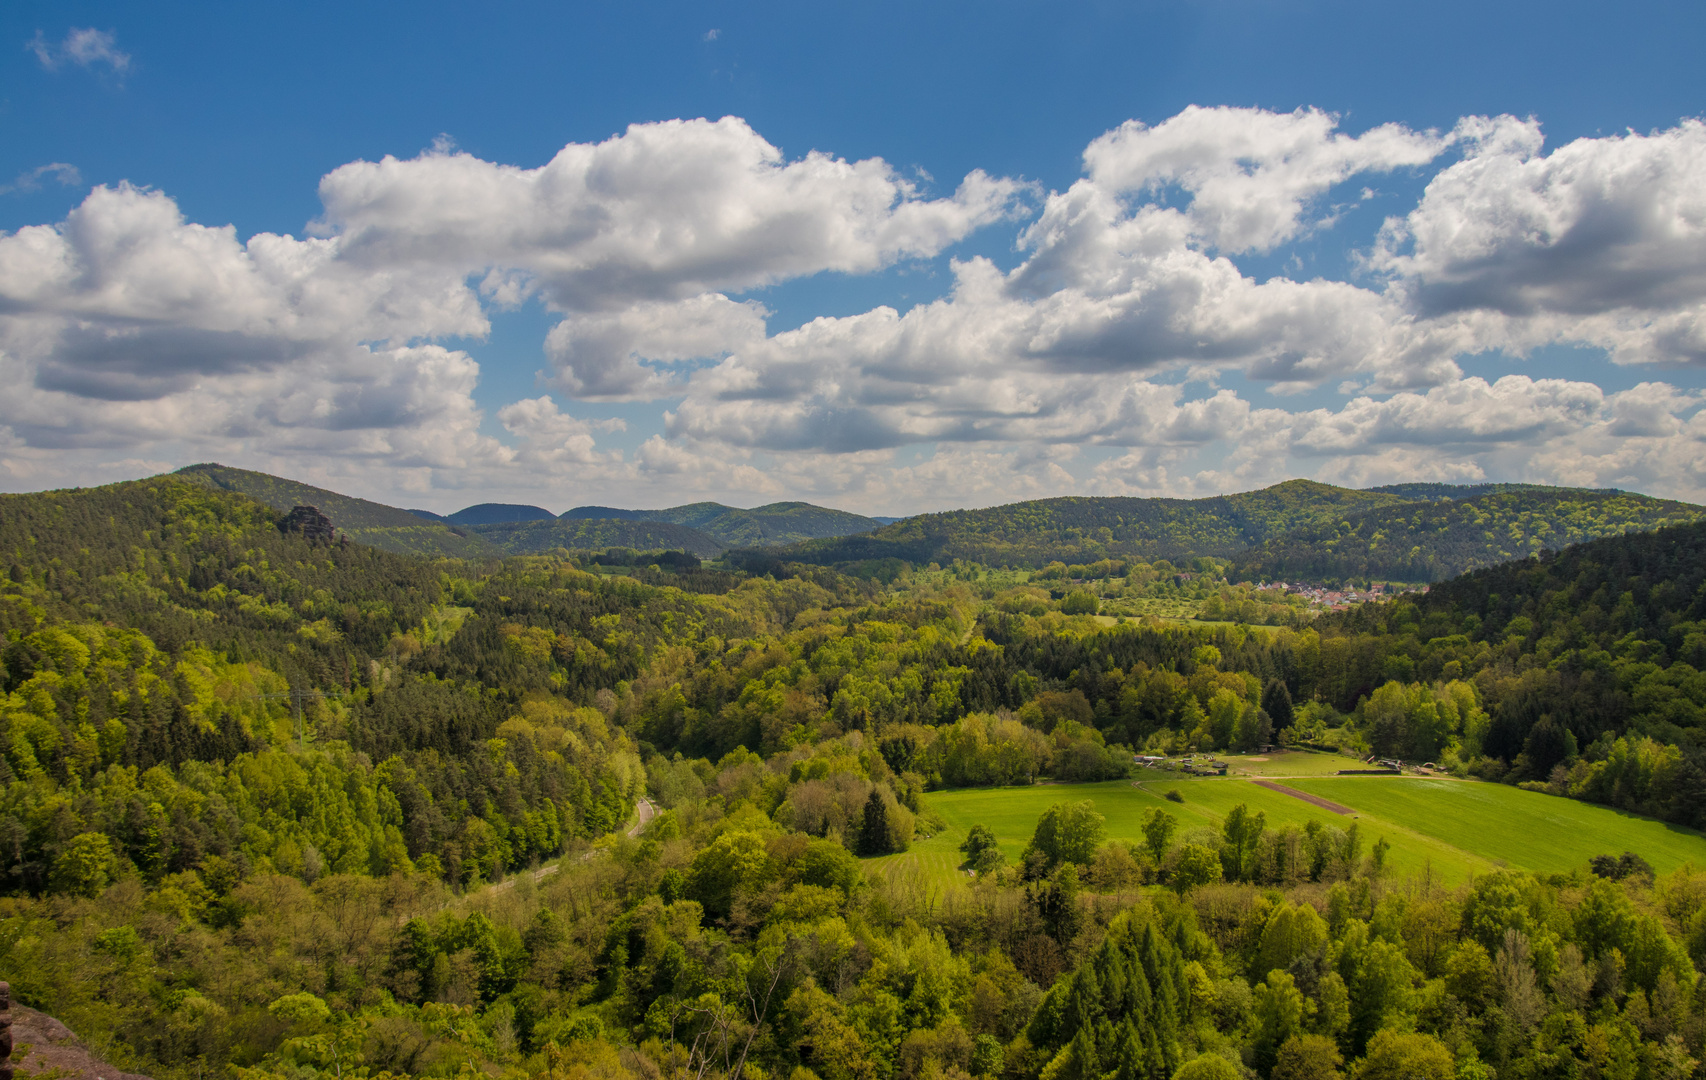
left=859, top=787, right=890, bottom=855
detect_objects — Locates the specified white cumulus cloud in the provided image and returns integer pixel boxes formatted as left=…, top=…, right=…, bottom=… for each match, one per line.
left=316, top=116, right=1028, bottom=310
left=544, top=293, right=770, bottom=400
left=6, top=107, right=1706, bottom=511
left=1084, top=105, right=1449, bottom=252
left=0, top=120, right=1027, bottom=501
left=1374, top=117, right=1706, bottom=364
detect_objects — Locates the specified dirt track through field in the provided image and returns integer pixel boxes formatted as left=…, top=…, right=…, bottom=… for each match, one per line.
left=1252, top=780, right=1355, bottom=815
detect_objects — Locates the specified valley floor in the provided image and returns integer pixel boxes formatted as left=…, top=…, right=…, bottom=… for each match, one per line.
left=871, top=770, right=1706, bottom=889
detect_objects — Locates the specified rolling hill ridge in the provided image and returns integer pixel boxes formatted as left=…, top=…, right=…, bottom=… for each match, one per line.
left=467, top=517, right=726, bottom=558
left=130, top=468, right=1706, bottom=586
left=5, top=467, right=1706, bottom=1080
left=174, top=468, right=882, bottom=558
left=458, top=499, right=887, bottom=555
left=562, top=499, right=885, bottom=546
left=400, top=498, right=886, bottom=548
left=174, top=463, right=497, bottom=558
left=446, top=503, right=556, bottom=525
left=744, top=480, right=1706, bottom=582
left=750, top=480, right=1410, bottom=569
left=1231, top=487, right=1706, bottom=583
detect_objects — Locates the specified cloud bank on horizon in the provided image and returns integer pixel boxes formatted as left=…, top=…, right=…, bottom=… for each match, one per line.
left=2, top=106, right=1705, bottom=513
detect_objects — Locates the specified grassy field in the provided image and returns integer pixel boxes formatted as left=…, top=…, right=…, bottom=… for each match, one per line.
left=864, top=836, right=971, bottom=896
left=869, top=779, right=1486, bottom=888
left=1289, top=777, right=1706, bottom=876
left=867, top=774, right=1706, bottom=890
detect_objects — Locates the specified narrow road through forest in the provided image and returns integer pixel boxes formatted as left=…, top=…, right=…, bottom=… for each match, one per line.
left=484, top=797, right=657, bottom=895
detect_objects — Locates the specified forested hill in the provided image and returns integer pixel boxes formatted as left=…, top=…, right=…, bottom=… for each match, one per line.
left=1232, top=487, right=1706, bottom=583
left=753, top=480, right=1407, bottom=569
left=1364, top=481, right=1556, bottom=501
left=1414, top=516, right=1706, bottom=646
left=445, top=503, right=555, bottom=525
left=468, top=516, right=726, bottom=557
left=561, top=500, right=883, bottom=546
left=1315, top=516, right=1706, bottom=804
left=176, top=463, right=497, bottom=558
left=0, top=472, right=747, bottom=892
left=9, top=472, right=1706, bottom=1080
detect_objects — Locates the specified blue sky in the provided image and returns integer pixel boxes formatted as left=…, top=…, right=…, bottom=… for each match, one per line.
left=3, top=0, right=1705, bottom=513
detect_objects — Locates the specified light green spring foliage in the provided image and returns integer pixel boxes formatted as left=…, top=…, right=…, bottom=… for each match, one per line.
left=1024, top=801, right=1106, bottom=869
left=775, top=480, right=1409, bottom=568
left=0, top=474, right=1705, bottom=1080
left=1232, top=487, right=1706, bottom=584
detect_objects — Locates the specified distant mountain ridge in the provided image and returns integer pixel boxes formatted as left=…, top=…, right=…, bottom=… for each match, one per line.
left=398, top=498, right=883, bottom=547
left=169, top=468, right=886, bottom=558
left=1231, top=487, right=1706, bottom=583
left=751, top=480, right=1409, bottom=569
left=469, top=500, right=884, bottom=555
left=468, top=518, right=725, bottom=558
left=114, top=469, right=1706, bottom=584
left=446, top=503, right=555, bottom=525
left=634, top=501, right=882, bottom=546
left=174, top=464, right=496, bottom=558
left=1364, top=482, right=1572, bottom=502
left=546, top=499, right=882, bottom=547
left=734, top=479, right=1706, bottom=581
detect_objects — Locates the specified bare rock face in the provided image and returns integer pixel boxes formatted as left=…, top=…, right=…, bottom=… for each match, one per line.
left=280, top=504, right=336, bottom=542
left=0, top=985, right=153, bottom=1080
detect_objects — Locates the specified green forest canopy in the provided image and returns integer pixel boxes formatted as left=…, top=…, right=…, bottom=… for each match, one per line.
left=757, top=482, right=1706, bottom=584
left=470, top=517, right=729, bottom=558
left=761, top=480, right=1409, bottom=569
left=176, top=466, right=1706, bottom=586
left=580, top=500, right=887, bottom=547
left=176, top=463, right=498, bottom=559
left=1231, top=488, right=1706, bottom=583
left=1, top=472, right=1705, bottom=1080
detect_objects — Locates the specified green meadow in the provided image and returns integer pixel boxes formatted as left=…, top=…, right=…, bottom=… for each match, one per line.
left=1289, top=776, right=1706, bottom=876
left=870, top=773, right=1706, bottom=888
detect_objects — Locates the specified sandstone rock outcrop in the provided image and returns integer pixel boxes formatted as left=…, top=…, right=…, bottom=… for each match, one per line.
left=280, top=504, right=336, bottom=542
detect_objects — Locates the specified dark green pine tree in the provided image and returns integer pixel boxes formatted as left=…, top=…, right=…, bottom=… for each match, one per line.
left=1061, top=1025, right=1099, bottom=1080
left=859, top=787, right=890, bottom=855
left=1111, top=1021, right=1147, bottom=1080
left=1261, top=679, right=1294, bottom=729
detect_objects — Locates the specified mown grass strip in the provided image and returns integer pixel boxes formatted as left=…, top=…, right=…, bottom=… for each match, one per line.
left=1289, top=777, right=1706, bottom=875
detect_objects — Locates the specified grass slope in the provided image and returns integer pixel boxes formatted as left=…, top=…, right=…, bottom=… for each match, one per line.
left=174, top=464, right=496, bottom=558
left=468, top=518, right=725, bottom=558
left=1289, top=777, right=1706, bottom=875
left=770, top=480, right=1409, bottom=570
left=873, top=773, right=1706, bottom=890
left=918, top=779, right=1490, bottom=882
left=1232, top=487, right=1706, bottom=583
